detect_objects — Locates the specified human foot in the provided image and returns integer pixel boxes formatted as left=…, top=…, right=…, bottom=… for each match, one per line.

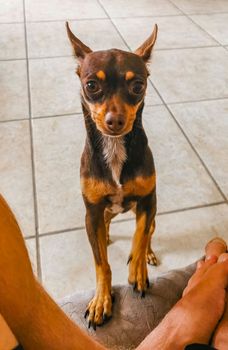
left=137, top=256, right=228, bottom=350
left=183, top=237, right=227, bottom=296
left=211, top=253, right=228, bottom=350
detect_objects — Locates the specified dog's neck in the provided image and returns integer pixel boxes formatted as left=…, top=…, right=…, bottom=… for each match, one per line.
left=81, top=97, right=146, bottom=184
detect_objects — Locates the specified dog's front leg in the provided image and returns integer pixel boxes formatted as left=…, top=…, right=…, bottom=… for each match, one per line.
left=128, top=191, right=156, bottom=296
left=84, top=202, right=112, bottom=329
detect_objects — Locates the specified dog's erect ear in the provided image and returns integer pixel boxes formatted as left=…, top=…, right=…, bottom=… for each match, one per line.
left=134, top=24, right=158, bottom=62
left=66, top=22, right=92, bottom=63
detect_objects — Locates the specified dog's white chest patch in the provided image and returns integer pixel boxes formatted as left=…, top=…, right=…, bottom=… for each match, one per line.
left=102, top=136, right=126, bottom=213
left=102, top=136, right=127, bottom=184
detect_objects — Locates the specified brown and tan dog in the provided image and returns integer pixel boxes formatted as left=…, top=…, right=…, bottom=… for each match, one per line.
left=66, top=22, right=158, bottom=329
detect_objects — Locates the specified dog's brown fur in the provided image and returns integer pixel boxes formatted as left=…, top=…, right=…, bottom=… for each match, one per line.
left=66, top=22, right=158, bottom=329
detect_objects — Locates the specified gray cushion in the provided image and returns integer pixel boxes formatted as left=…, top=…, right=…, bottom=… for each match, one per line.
left=59, top=262, right=197, bottom=350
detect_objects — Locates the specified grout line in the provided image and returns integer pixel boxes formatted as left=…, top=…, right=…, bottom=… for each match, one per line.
left=31, top=111, right=82, bottom=119
left=0, top=57, right=26, bottom=62
left=38, top=201, right=227, bottom=238
left=25, top=235, right=36, bottom=240
left=2, top=11, right=228, bottom=25
left=22, top=0, right=42, bottom=282
left=157, top=201, right=227, bottom=216
left=153, top=45, right=220, bottom=51
left=166, top=96, right=228, bottom=106
left=0, top=118, right=29, bottom=124
left=0, top=111, right=82, bottom=123
left=26, top=17, right=108, bottom=23
left=28, top=54, right=74, bottom=60
left=108, top=11, right=228, bottom=17
left=39, top=226, right=85, bottom=238
left=0, top=43, right=224, bottom=63
left=26, top=14, right=184, bottom=23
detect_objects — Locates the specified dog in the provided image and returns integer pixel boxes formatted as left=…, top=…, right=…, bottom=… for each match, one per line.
left=66, top=22, right=158, bottom=329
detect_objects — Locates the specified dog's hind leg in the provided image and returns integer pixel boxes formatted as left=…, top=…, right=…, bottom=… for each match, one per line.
left=146, top=220, right=158, bottom=266
left=131, top=200, right=157, bottom=265
left=128, top=191, right=156, bottom=296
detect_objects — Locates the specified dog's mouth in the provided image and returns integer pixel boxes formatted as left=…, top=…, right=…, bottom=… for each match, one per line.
left=102, top=131, right=126, bottom=138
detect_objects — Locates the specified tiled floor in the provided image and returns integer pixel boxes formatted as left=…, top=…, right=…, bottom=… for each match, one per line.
left=0, top=0, right=228, bottom=300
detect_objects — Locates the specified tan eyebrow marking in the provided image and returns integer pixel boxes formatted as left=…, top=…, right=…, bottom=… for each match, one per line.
left=125, top=71, right=135, bottom=80
left=96, top=70, right=106, bottom=80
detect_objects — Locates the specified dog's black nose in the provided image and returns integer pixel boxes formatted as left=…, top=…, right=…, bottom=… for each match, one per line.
left=105, top=113, right=125, bottom=133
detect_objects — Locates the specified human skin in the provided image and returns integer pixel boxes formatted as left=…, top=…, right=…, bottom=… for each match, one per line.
left=0, top=194, right=106, bottom=350
left=137, top=254, right=228, bottom=350
left=212, top=252, right=228, bottom=350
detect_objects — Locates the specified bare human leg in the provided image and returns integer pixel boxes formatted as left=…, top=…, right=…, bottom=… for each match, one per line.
left=0, top=195, right=105, bottom=350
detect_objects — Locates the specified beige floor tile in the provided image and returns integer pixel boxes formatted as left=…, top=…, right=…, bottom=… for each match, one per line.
left=143, top=105, right=223, bottom=212
left=33, top=115, right=86, bottom=234
left=25, top=238, right=37, bottom=275
left=99, top=0, right=181, bottom=17
left=0, top=23, right=25, bottom=60
left=29, top=57, right=81, bottom=117
left=153, top=204, right=228, bottom=276
left=171, top=0, right=228, bottom=14
left=27, top=19, right=127, bottom=58
left=0, top=121, right=35, bottom=237
left=40, top=204, right=228, bottom=299
left=169, top=99, right=228, bottom=198
left=113, top=15, right=217, bottom=51
left=0, top=0, right=23, bottom=23
left=40, top=229, right=95, bottom=298
left=0, top=60, right=29, bottom=121
left=25, top=0, right=106, bottom=21
left=190, top=13, right=228, bottom=45
left=151, top=47, right=228, bottom=103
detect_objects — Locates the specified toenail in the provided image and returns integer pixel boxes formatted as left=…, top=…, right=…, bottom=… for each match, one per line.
left=218, top=253, right=228, bottom=262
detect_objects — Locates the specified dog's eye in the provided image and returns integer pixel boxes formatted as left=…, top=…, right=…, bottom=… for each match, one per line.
left=86, top=80, right=100, bottom=93
left=131, top=81, right=145, bottom=95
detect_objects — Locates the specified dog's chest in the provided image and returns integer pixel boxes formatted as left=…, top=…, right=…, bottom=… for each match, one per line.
left=102, top=136, right=126, bottom=185
left=108, top=185, right=126, bottom=214
left=103, top=137, right=127, bottom=213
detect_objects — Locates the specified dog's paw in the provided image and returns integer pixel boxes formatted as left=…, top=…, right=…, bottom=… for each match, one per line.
left=84, top=288, right=113, bottom=330
left=128, top=255, right=149, bottom=297
left=146, top=248, right=158, bottom=266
